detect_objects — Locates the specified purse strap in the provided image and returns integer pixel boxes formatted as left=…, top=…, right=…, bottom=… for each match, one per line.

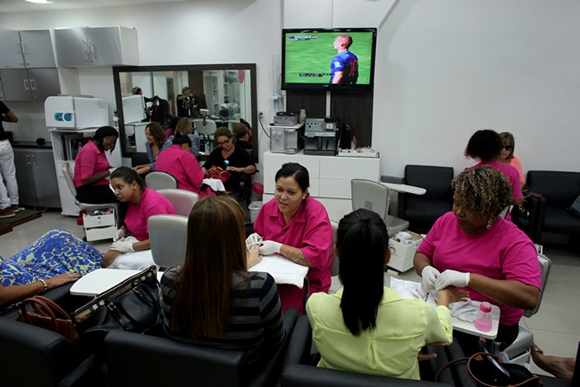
left=467, top=352, right=542, bottom=387
left=20, top=296, right=71, bottom=333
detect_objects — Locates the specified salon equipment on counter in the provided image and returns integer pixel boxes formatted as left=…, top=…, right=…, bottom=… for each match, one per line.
left=303, top=117, right=338, bottom=156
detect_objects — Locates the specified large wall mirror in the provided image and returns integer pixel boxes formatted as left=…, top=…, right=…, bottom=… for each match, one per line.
left=113, top=64, right=258, bottom=161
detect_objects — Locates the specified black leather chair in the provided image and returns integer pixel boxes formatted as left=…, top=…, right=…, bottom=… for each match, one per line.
left=526, top=170, right=580, bottom=245
left=397, top=165, right=454, bottom=234
left=281, top=315, right=452, bottom=387
left=104, top=308, right=298, bottom=387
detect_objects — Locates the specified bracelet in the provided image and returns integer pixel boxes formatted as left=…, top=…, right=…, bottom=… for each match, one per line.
left=39, top=279, right=48, bottom=293
left=241, top=167, right=246, bottom=174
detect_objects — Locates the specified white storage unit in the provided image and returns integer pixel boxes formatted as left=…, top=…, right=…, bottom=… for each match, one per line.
left=263, top=151, right=381, bottom=222
left=83, top=209, right=117, bottom=241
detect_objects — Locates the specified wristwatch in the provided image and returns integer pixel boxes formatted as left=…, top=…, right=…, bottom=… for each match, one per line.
left=241, top=167, right=246, bottom=173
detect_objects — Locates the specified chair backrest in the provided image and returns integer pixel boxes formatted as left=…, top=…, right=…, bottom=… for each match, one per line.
left=524, top=253, right=551, bottom=318
left=330, top=221, right=339, bottom=277
left=351, top=179, right=390, bottom=220
left=157, top=188, right=199, bottom=216
left=145, top=171, right=178, bottom=190
left=194, top=118, right=217, bottom=135
left=62, top=162, right=78, bottom=198
left=148, top=214, right=188, bottom=268
left=527, top=170, right=580, bottom=208
left=404, top=165, right=454, bottom=200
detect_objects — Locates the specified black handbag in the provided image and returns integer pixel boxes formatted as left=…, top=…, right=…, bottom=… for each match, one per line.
left=436, top=351, right=542, bottom=387
left=70, top=266, right=161, bottom=341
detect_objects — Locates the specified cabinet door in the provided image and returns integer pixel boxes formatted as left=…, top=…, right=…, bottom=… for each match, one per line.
left=86, top=27, right=122, bottom=66
left=54, top=28, right=88, bottom=67
left=0, top=29, right=25, bottom=68
left=28, top=68, right=61, bottom=101
left=19, top=30, right=57, bottom=68
left=29, top=150, right=61, bottom=208
left=14, top=150, right=39, bottom=206
left=0, top=69, right=32, bottom=101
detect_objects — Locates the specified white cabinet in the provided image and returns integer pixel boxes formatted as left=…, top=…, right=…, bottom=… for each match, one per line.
left=263, top=151, right=381, bottom=222
left=54, top=27, right=139, bottom=67
left=49, top=128, right=122, bottom=216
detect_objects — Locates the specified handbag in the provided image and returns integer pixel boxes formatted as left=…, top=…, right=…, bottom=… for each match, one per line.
left=436, top=352, right=542, bottom=387
left=70, top=266, right=161, bottom=340
left=568, top=195, right=580, bottom=218
left=205, top=165, right=231, bottom=184
left=19, top=295, right=82, bottom=350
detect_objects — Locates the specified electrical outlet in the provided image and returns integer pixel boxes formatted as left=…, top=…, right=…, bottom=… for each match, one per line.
left=259, top=110, right=265, bottom=117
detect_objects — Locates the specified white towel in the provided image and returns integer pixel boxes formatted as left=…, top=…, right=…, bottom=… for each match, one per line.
left=203, top=178, right=225, bottom=192
left=108, top=249, right=156, bottom=270
left=250, top=255, right=309, bottom=288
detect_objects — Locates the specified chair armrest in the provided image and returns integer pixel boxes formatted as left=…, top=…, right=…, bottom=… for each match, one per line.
left=1, top=282, right=76, bottom=321
left=284, top=314, right=312, bottom=367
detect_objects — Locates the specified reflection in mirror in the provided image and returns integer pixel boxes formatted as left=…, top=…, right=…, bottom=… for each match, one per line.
left=113, top=64, right=257, bottom=161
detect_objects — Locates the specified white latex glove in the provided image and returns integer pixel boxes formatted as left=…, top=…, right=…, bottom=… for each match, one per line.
left=421, top=266, right=441, bottom=290
left=434, top=270, right=470, bottom=290
left=245, top=233, right=263, bottom=248
left=110, top=239, right=135, bottom=253
left=259, top=240, right=282, bottom=256
left=113, top=228, right=126, bottom=242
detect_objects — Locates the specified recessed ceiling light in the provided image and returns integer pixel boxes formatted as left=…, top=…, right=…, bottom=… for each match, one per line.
left=25, top=0, right=54, bottom=4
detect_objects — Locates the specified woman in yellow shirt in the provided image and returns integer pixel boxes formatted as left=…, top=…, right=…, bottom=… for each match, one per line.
left=306, top=209, right=461, bottom=380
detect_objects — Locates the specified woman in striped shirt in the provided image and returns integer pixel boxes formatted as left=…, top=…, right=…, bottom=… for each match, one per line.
left=160, top=195, right=284, bottom=370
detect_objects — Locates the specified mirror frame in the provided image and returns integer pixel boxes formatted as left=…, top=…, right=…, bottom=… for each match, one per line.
left=113, top=63, right=258, bottom=162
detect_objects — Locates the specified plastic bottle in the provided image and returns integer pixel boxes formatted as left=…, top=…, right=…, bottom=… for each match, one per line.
left=474, top=301, right=493, bottom=332
left=350, top=135, right=357, bottom=152
left=224, top=160, right=229, bottom=170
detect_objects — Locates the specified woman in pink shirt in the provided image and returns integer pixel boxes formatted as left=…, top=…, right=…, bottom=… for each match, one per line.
left=156, top=135, right=215, bottom=198
left=414, top=166, right=541, bottom=355
left=103, top=167, right=176, bottom=267
left=252, top=163, right=333, bottom=314
left=73, top=126, right=118, bottom=203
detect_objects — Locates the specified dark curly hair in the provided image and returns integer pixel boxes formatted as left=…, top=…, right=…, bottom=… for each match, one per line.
left=452, top=166, right=512, bottom=217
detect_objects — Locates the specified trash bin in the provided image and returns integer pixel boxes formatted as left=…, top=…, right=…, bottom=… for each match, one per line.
left=248, top=201, right=263, bottom=223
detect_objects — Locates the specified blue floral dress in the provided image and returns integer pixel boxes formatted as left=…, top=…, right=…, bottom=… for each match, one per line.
left=0, top=228, right=104, bottom=314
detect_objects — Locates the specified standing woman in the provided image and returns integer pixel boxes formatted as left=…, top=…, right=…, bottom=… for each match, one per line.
left=133, top=122, right=171, bottom=175
left=73, top=126, right=118, bottom=204
left=103, top=167, right=176, bottom=267
left=160, top=196, right=283, bottom=375
left=252, top=163, right=333, bottom=314
left=168, top=117, right=200, bottom=155
left=202, top=127, right=255, bottom=196
left=498, top=132, right=525, bottom=188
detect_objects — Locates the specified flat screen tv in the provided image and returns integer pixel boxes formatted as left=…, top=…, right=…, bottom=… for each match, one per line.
left=281, top=28, right=377, bottom=91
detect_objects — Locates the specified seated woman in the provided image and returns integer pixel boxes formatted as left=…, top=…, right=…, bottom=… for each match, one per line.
left=156, top=135, right=215, bottom=198
left=307, top=209, right=459, bottom=380
left=465, top=129, right=523, bottom=205
left=160, top=196, right=284, bottom=374
left=74, top=126, right=118, bottom=203
left=104, top=167, right=176, bottom=267
left=232, top=122, right=252, bottom=150
left=498, top=131, right=525, bottom=188
left=414, top=166, right=542, bottom=355
left=252, top=163, right=333, bottom=314
left=202, top=127, right=255, bottom=196
left=1, top=228, right=103, bottom=315
left=133, top=122, right=172, bottom=176
left=168, top=117, right=200, bottom=155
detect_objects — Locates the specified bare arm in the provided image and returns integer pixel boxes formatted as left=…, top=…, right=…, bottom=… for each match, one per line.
left=468, top=273, right=539, bottom=310
left=331, top=71, right=344, bottom=84
left=414, top=252, right=433, bottom=276
left=132, top=239, right=151, bottom=252
left=279, top=244, right=315, bottom=268
left=2, top=110, right=18, bottom=123
left=0, top=274, right=80, bottom=306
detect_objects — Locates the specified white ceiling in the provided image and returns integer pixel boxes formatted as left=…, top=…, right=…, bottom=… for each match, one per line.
left=0, top=0, right=190, bottom=13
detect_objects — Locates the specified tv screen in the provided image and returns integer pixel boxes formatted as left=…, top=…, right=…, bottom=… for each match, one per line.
left=281, top=28, right=377, bottom=91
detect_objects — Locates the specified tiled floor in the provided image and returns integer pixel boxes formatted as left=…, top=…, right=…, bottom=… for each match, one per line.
left=2, top=210, right=578, bottom=378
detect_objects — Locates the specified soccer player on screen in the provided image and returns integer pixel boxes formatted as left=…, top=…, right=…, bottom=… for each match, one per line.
left=330, top=35, right=359, bottom=84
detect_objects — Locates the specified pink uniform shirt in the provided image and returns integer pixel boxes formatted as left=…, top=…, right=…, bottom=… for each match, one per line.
left=74, top=141, right=110, bottom=187
left=468, top=161, right=523, bottom=201
left=254, top=196, right=333, bottom=314
left=417, top=212, right=541, bottom=325
left=124, top=187, right=176, bottom=241
left=156, top=145, right=214, bottom=198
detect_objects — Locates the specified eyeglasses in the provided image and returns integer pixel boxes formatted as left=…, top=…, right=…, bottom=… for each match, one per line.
left=502, top=145, right=513, bottom=151
left=216, top=138, right=230, bottom=147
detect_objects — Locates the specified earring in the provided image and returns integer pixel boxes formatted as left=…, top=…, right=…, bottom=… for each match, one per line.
left=486, top=217, right=494, bottom=229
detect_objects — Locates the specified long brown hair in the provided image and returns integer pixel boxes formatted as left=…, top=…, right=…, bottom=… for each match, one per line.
left=146, top=122, right=167, bottom=147
left=170, top=196, right=248, bottom=338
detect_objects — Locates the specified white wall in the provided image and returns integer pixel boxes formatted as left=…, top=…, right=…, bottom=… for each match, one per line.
left=1, top=0, right=579, bottom=178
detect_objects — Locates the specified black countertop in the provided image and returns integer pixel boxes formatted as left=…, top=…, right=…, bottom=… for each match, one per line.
left=10, top=141, right=53, bottom=150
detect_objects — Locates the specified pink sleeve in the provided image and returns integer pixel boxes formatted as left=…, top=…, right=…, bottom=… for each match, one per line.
left=78, top=147, right=97, bottom=181
left=185, top=156, right=204, bottom=192
left=300, top=202, right=333, bottom=271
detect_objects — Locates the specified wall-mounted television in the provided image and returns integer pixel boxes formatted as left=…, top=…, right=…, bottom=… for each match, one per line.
left=281, top=28, right=377, bottom=92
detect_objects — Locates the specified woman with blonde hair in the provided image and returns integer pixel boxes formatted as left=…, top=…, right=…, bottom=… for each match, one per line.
left=168, top=117, right=200, bottom=155
left=160, top=196, right=283, bottom=372
left=498, top=132, right=525, bottom=188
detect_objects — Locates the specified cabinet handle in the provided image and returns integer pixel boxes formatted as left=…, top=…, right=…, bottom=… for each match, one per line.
left=83, top=40, right=90, bottom=63
left=30, top=154, right=37, bottom=166
left=25, top=154, right=31, bottom=166
left=23, top=78, right=30, bottom=91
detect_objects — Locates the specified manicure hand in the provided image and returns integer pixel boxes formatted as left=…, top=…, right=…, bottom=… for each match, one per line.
left=421, top=266, right=441, bottom=290
left=434, top=270, right=470, bottom=290
left=259, top=241, right=282, bottom=256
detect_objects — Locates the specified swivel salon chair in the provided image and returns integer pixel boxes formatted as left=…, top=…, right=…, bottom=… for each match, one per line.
left=145, top=171, right=178, bottom=190
left=351, top=179, right=409, bottom=237
left=157, top=188, right=199, bottom=217
left=148, top=214, right=188, bottom=270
